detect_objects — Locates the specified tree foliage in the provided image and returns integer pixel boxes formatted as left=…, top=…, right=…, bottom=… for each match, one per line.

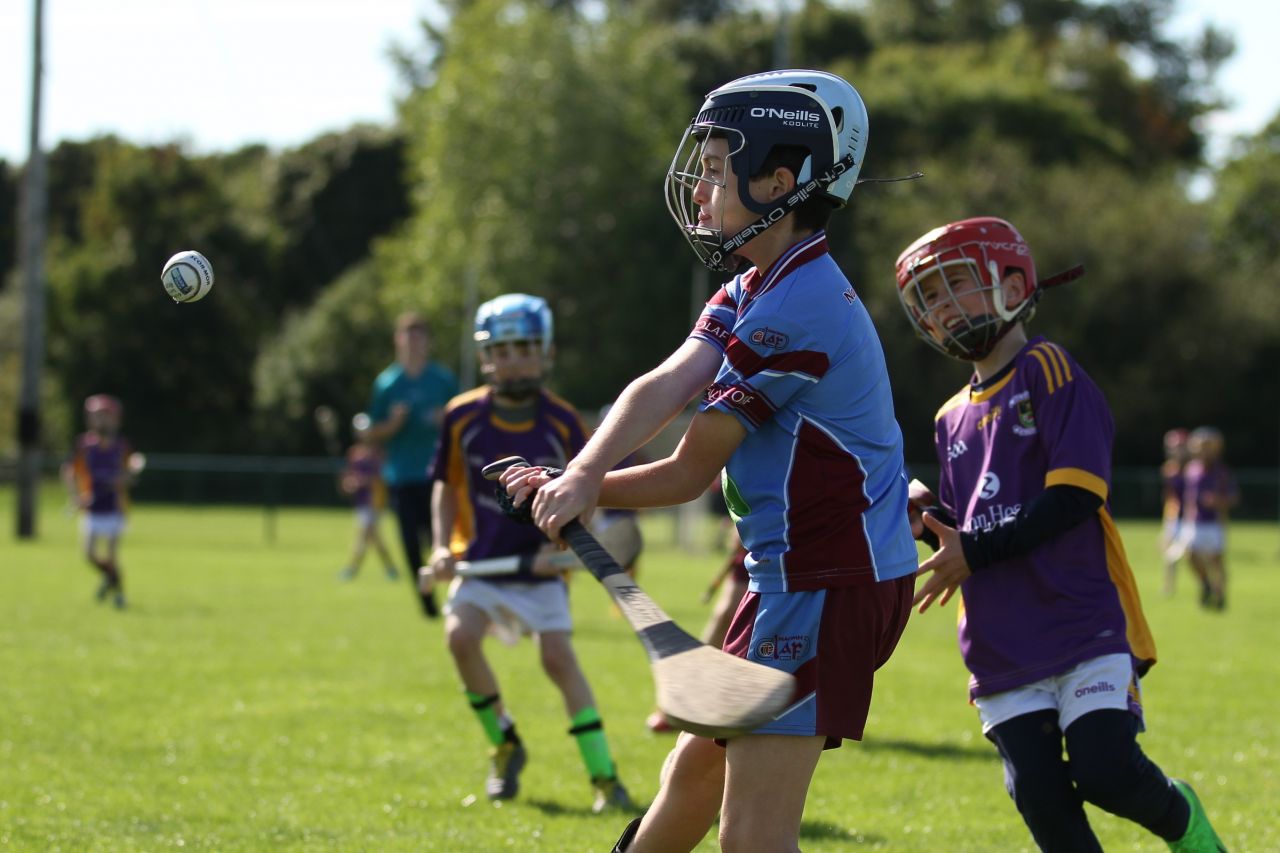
left=383, top=0, right=694, bottom=407
left=4, top=0, right=1276, bottom=469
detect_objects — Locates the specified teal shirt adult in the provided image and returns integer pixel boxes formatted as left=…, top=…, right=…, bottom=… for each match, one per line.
left=368, top=362, right=459, bottom=486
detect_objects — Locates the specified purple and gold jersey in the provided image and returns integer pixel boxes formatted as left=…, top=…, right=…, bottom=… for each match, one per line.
left=933, top=337, right=1156, bottom=699
left=345, top=446, right=387, bottom=510
left=71, top=432, right=132, bottom=515
left=1160, top=460, right=1185, bottom=523
left=430, top=387, right=588, bottom=583
left=690, top=232, right=917, bottom=593
left=1181, top=460, right=1236, bottom=525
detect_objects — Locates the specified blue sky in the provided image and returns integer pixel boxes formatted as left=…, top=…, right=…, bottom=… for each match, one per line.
left=2, top=0, right=1276, bottom=166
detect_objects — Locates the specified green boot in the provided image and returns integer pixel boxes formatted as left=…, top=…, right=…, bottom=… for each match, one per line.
left=1168, top=779, right=1227, bottom=852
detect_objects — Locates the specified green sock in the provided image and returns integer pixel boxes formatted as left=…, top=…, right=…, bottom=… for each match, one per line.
left=467, top=692, right=508, bottom=748
left=568, top=707, right=615, bottom=780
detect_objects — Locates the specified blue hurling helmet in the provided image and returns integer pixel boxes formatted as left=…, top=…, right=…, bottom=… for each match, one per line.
left=665, top=69, right=870, bottom=272
left=474, top=293, right=554, bottom=356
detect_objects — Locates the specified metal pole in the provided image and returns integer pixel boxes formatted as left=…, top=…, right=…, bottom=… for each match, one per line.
left=459, top=264, right=479, bottom=390
left=773, top=0, right=791, bottom=69
left=16, top=0, right=47, bottom=539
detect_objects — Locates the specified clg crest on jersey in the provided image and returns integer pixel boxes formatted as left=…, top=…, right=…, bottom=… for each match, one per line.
left=749, top=326, right=789, bottom=349
left=1010, top=391, right=1037, bottom=437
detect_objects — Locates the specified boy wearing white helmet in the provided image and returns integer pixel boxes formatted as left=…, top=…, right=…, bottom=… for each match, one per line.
left=424, top=293, right=631, bottom=813
left=503, top=70, right=917, bottom=852
left=895, top=216, right=1226, bottom=852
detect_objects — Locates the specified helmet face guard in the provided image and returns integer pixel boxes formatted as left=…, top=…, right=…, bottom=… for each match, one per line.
left=895, top=218, right=1038, bottom=362
left=665, top=71, right=868, bottom=273
left=474, top=294, right=554, bottom=398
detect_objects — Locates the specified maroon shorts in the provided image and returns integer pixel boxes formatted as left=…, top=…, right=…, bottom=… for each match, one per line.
left=721, top=575, right=914, bottom=748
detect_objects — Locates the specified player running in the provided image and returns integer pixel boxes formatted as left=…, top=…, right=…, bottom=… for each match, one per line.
left=337, top=414, right=399, bottom=582
left=422, top=294, right=632, bottom=813
left=63, top=394, right=145, bottom=609
left=895, top=216, right=1226, bottom=852
left=504, top=70, right=918, bottom=853
left=1159, top=428, right=1190, bottom=597
left=1180, top=426, right=1238, bottom=611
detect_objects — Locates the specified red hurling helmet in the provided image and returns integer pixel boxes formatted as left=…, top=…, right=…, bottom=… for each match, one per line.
left=84, top=394, right=122, bottom=415
left=894, top=217, right=1039, bottom=361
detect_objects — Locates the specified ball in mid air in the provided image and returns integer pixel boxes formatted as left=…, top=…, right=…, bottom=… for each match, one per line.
left=161, top=250, right=215, bottom=303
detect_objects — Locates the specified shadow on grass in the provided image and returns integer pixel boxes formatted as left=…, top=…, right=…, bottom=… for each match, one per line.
left=800, top=820, right=886, bottom=844
left=523, top=800, right=883, bottom=845
left=523, top=797, right=647, bottom=819
left=861, top=736, right=997, bottom=762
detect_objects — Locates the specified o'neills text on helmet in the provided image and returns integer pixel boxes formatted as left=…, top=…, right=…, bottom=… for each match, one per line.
left=788, top=160, right=849, bottom=206
left=724, top=207, right=787, bottom=250
left=750, top=107, right=822, bottom=128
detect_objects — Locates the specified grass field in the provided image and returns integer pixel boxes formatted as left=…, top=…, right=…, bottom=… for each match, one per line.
left=1, top=489, right=1276, bottom=851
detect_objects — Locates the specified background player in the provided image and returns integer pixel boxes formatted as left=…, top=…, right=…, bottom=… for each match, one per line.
left=366, top=311, right=459, bottom=617
left=1180, top=426, right=1238, bottom=610
left=63, top=394, right=145, bottom=609
left=423, top=294, right=632, bottom=813
left=1160, top=428, right=1190, bottom=597
left=504, top=70, right=918, bottom=853
left=895, top=215, right=1226, bottom=852
left=337, top=413, right=399, bottom=582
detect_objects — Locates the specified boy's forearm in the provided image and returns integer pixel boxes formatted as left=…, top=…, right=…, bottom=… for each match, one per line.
left=571, top=368, right=703, bottom=479
left=430, top=481, right=456, bottom=548
left=599, top=459, right=706, bottom=508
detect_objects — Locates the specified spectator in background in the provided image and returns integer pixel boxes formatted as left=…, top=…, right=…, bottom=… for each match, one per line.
left=337, top=413, right=399, bottom=582
left=366, top=311, right=459, bottom=618
left=1180, top=427, right=1238, bottom=611
left=1159, top=428, right=1190, bottom=597
left=63, top=394, right=146, bottom=610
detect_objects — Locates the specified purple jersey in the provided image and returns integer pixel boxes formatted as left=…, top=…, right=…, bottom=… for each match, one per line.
left=933, top=337, right=1156, bottom=699
left=690, top=232, right=917, bottom=593
left=71, top=432, right=132, bottom=515
left=1160, top=460, right=1184, bottom=521
left=345, top=447, right=386, bottom=510
left=1181, top=460, right=1236, bottom=524
left=430, top=387, right=588, bottom=583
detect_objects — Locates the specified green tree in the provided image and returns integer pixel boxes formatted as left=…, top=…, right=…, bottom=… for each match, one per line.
left=43, top=138, right=272, bottom=453
left=384, top=0, right=694, bottom=408
left=252, top=260, right=397, bottom=454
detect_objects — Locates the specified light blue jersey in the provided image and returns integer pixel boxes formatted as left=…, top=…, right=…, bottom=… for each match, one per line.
left=691, top=232, right=916, bottom=593
left=368, top=361, right=459, bottom=486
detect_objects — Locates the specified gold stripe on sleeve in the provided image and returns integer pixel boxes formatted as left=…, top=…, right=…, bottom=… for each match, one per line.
left=1045, top=467, right=1109, bottom=500
left=1033, top=344, right=1064, bottom=391
left=1028, top=348, right=1056, bottom=394
left=1047, top=343, right=1074, bottom=384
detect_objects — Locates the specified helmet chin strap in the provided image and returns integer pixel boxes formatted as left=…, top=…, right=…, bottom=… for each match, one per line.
left=704, top=153, right=857, bottom=273
left=494, top=377, right=542, bottom=400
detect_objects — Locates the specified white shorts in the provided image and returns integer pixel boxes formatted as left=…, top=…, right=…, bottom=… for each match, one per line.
left=1180, top=521, right=1225, bottom=556
left=81, top=512, right=126, bottom=538
left=445, top=577, right=572, bottom=646
left=973, top=653, right=1143, bottom=734
left=354, top=506, right=380, bottom=528
left=1162, top=520, right=1186, bottom=561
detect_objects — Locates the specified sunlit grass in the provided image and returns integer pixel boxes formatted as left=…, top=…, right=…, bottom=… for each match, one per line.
left=1, top=488, right=1275, bottom=850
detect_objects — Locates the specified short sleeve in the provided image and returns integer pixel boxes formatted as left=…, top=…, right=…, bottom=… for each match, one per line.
left=1023, top=342, right=1113, bottom=499
left=700, top=312, right=829, bottom=432
left=428, top=409, right=454, bottom=484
